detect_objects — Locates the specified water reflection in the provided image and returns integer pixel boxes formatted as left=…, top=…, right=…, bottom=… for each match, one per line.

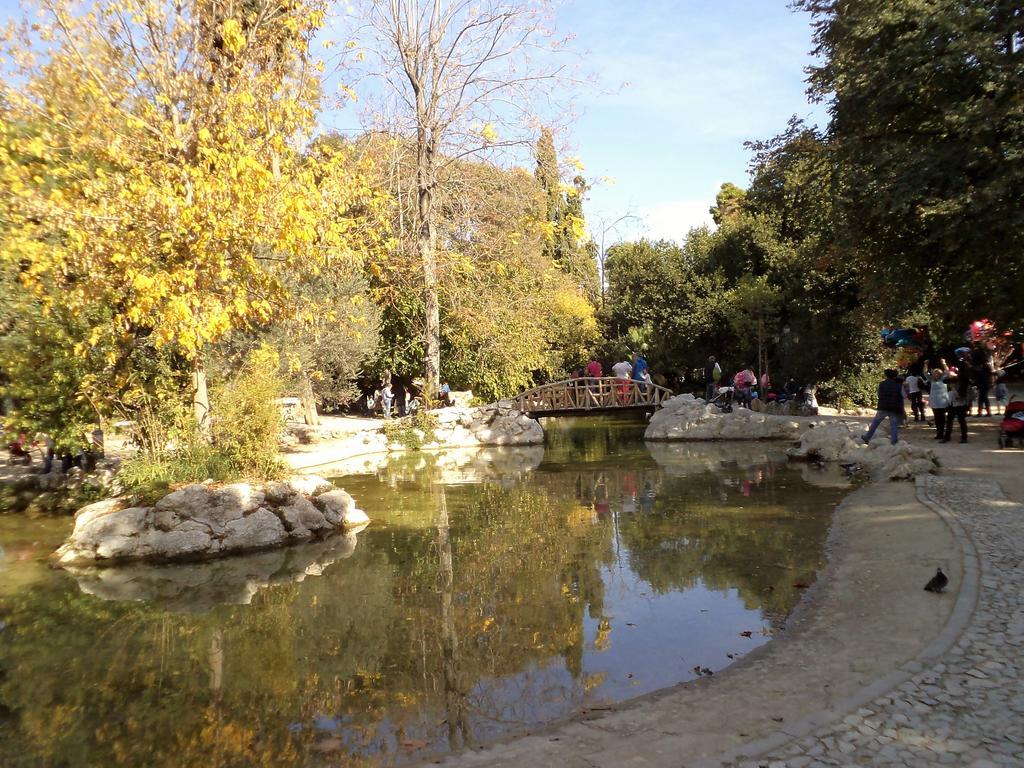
left=63, top=531, right=365, bottom=613
left=0, top=417, right=848, bottom=767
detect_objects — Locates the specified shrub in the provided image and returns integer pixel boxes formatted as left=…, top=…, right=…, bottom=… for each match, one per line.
left=118, top=346, right=286, bottom=500
left=817, top=365, right=881, bottom=410
left=210, top=345, right=286, bottom=479
left=382, top=409, right=439, bottom=451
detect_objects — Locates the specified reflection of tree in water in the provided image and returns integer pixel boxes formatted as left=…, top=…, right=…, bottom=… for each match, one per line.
left=615, top=462, right=844, bottom=620
left=0, top=431, right=845, bottom=767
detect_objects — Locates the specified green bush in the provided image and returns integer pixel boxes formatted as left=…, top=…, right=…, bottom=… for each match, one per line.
left=119, top=346, right=286, bottom=500
left=382, top=409, right=439, bottom=451
left=817, top=365, right=882, bottom=410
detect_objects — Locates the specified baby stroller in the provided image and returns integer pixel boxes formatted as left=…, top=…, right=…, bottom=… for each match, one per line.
left=998, top=397, right=1024, bottom=449
left=708, top=386, right=733, bottom=413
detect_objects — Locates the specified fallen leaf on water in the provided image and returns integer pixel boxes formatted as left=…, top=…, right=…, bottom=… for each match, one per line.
left=625, top=622, right=636, bottom=627
left=401, top=739, right=430, bottom=750
left=792, top=582, right=810, bottom=589
left=739, top=631, right=753, bottom=638
left=314, top=739, right=344, bottom=754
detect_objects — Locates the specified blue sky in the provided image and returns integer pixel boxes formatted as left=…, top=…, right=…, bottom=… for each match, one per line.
left=0, top=0, right=825, bottom=245
left=558, top=0, right=827, bottom=244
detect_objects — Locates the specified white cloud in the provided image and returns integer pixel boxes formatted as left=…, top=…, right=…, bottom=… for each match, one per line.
left=639, top=198, right=716, bottom=244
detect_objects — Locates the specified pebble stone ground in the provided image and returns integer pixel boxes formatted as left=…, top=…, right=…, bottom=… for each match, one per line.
left=722, top=474, right=1024, bottom=768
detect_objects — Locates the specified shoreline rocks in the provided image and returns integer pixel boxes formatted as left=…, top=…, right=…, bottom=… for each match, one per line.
left=645, top=394, right=811, bottom=441
left=786, top=421, right=940, bottom=481
left=55, top=475, right=369, bottom=567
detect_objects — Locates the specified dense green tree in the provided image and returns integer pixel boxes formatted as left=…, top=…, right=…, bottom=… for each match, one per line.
left=709, top=182, right=747, bottom=226
left=798, top=0, right=1024, bottom=326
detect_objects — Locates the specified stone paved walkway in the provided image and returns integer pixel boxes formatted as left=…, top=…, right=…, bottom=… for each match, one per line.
left=720, top=475, right=1024, bottom=768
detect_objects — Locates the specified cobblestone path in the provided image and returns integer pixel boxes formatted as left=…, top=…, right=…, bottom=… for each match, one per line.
left=724, top=475, right=1024, bottom=768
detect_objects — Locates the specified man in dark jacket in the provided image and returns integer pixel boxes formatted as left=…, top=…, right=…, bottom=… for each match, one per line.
left=862, top=369, right=906, bottom=445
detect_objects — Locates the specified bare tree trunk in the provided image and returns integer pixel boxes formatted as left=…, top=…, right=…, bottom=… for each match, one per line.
left=436, top=488, right=471, bottom=749
left=192, top=356, right=212, bottom=439
left=418, top=135, right=441, bottom=398
left=299, top=371, right=320, bottom=426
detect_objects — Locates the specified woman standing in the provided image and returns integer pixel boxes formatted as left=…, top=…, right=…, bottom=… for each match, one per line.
left=944, top=372, right=970, bottom=443
left=927, top=365, right=951, bottom=440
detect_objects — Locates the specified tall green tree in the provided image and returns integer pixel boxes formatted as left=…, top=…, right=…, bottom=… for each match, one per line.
left=798, top=0, right=1024, bottom=325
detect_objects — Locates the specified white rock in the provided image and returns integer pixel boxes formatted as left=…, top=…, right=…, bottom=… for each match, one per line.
left=316, top=489, right=355, bottom=525
left=287, top=475, right=333, bottom=497
left=57, top=476, right=368, bottom=565
left=342, top=508, right=370, bottom=529
left=646, top=396, right=807, bottom=441
left=223, top=508, right=288, bottom=550
left=73, top=497, right=124, bottom=527
left=279, top=497, right=329, bottom=538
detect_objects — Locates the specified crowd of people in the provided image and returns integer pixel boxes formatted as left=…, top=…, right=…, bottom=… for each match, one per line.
left=864, top=347, right=1014, bottom=446
left=363, top=375, right=457, bottom=418
left=699, top=356, right=814, bottom=411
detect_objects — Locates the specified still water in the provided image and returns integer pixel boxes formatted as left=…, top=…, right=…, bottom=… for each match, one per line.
left=0, top=417, right=849, bottom=767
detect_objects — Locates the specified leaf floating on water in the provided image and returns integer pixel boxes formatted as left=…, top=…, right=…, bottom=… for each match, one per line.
left=625, top=622, right=636, bottom=627
left=314, top=738, right=344, bottom=754
left=793, top=582, right=811, bottom=589
left=401, top=739, right=430, bottom=750
left=739, top=631, right=753, bottom=638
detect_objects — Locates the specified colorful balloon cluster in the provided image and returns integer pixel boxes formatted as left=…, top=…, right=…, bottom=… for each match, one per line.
left=880, top=327, right=926, bottom=368
left=965, top=318, right=1020, bottom=368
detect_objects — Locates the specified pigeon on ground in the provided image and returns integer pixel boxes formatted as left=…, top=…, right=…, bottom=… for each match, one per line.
left=924, top=567, right=949, bottom=593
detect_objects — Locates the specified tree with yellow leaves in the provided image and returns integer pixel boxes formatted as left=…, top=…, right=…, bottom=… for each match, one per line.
left=0, top=0, right=387, bottom=433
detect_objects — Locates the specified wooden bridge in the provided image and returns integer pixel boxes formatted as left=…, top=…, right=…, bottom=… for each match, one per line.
left=511, top=377, right=674, bottom=417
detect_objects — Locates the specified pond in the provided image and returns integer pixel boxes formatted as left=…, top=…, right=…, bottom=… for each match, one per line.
left=0, top=417, right=850, bottom=767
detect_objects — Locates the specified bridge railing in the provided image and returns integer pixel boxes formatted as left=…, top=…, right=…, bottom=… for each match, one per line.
left=512, top=377, right=674, bottom=414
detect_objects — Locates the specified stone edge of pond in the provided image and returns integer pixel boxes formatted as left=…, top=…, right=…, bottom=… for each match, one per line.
left=685, top=473, right=981, bottom=768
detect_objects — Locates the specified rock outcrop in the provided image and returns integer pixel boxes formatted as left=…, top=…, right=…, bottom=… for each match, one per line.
left=786, top=421, right=939, bottom=481
left=428, top=403, right=544, bottom=447
left=55, top=476, right=368, bottom=566
left=645, top=394, right=810, bottom=441
left=63, top=531, right=363, bottom=612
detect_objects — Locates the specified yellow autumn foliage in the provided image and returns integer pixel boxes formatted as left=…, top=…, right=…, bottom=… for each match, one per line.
left=0, top=0, right=388, bottom=378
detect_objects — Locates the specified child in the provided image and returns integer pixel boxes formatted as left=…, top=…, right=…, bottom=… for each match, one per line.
left=995, top=369, right=1009, bottom=415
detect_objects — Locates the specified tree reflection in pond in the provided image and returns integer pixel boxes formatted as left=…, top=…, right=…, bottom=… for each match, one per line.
left=0, top=417, right=848, bottom=767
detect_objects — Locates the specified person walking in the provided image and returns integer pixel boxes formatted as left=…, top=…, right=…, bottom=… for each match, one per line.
left=944, top=372, right=970, bottom=443
left=904, top=369, right=927, bottom=422
left=863, top=369, right=906, bottom=445
left=381, top=380, right=394, bottom=418
left=927, top=364, right=951, bottom=440
left=632, top=352, right=649, bottom=392
left=612, top=356, right=633, bottom=404
left=703, top=356, right=721, bottom=401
